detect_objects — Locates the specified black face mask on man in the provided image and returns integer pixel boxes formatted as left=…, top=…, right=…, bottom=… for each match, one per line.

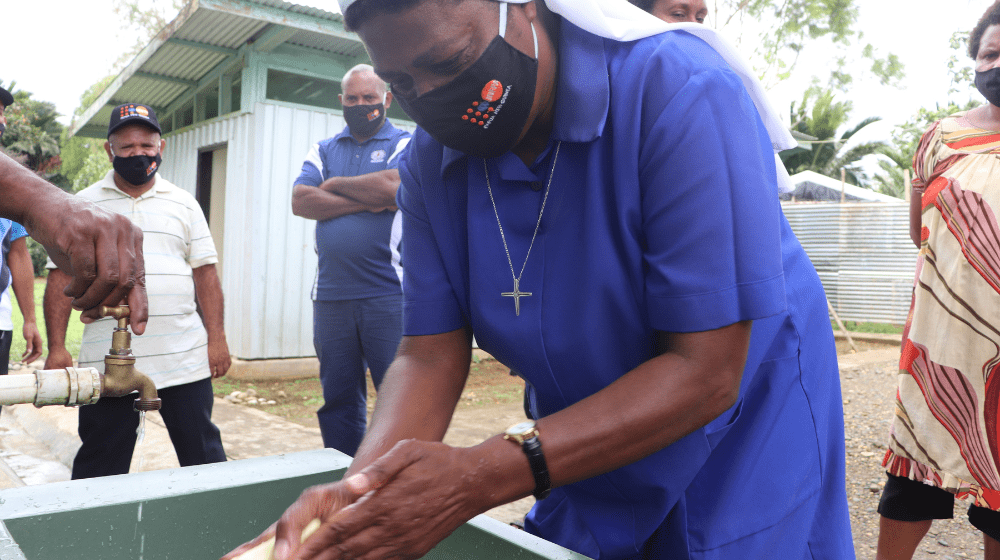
left=976, top=67, right=1000, bottom=108
left=344, top=98, right=387, bottom=138
left=0, top=122, right=5, bottom=140
left=111, top=148, right=162, bottom=187
left=392, top=2, right=538, bottom=159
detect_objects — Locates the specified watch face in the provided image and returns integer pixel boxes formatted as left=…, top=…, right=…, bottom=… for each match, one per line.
left=507, top=421, right=536, bottom=436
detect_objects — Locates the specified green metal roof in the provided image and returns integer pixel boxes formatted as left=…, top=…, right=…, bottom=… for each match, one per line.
left=70, top=0, right=365, bottom=138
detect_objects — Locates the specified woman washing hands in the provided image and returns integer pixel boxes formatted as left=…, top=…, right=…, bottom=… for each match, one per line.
left=224, top=1, right=853, bottom=558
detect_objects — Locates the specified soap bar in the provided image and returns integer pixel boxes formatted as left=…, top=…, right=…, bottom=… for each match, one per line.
left=234, top=518, right=322, bottom=560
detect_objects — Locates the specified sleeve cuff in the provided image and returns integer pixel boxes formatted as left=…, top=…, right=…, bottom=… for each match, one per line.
left=403, top=298, right=466, bottom=336
left=647, top=272, right=786, bottom=333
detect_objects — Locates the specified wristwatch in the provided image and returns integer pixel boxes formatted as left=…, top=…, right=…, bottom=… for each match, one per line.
left=503, top=420, right=551, bottom=500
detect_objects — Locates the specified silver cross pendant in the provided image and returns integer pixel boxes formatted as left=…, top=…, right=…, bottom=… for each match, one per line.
left=501, top=278, right=532, bottom=317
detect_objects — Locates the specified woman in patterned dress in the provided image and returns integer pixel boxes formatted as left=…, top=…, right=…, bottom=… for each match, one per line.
left=876, top=3, right=1000, bottom=558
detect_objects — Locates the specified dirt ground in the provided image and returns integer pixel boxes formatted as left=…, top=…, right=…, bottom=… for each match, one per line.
left=215, top=356, right=525, bottom=430
left=217, top=340, right=994, bottom=560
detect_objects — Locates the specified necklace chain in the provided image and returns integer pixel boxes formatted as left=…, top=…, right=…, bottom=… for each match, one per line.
left=484, top=141, right=562, bottom=316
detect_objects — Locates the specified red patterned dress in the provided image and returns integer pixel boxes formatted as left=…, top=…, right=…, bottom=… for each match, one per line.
left=883, top=112, right=1000, bottom=512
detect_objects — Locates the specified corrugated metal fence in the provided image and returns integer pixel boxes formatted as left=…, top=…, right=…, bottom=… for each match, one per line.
left=782, top=201, right=917, bottom=326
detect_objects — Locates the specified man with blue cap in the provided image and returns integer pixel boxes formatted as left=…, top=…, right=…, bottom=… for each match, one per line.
left=45, top=103, right=229, bottom=479
left=225, top=1, right=853, bottom=559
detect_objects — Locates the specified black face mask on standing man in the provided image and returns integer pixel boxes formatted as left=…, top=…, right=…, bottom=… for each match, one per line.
left=112, top=149, right=162, bottom=186
left=392, top=2, right=539, bottom=159
left=976, top=67, right=1000, bottom=108
left=344, top=99, right=387, bottom=138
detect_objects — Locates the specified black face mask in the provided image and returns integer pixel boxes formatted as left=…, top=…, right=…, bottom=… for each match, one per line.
left=344, top=102, right=386, bottom=138
left=0, top=122, right=5, bottom=140
left=113, top=152, right=162, bottom=186
left=976, top=67, right=1000, bottom=108
left=393, top=5, right=538, bottom=159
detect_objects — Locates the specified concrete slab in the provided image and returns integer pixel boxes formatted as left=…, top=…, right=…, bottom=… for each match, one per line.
left=0, top=393, right=323, bottom=481
left=0, top=405, right=72, bottom=486
left=227, top=357, right=319, bottom=381
left=212, top=398, right=323, bottom=460
left=7, top=403, right=81, bottom=468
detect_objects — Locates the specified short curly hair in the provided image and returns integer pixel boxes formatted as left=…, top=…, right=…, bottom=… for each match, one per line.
left=969, top=0, right=1000, bottom=59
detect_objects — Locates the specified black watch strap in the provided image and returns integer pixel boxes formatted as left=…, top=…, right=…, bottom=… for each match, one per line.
left=521, top=435, right=551, bottom=500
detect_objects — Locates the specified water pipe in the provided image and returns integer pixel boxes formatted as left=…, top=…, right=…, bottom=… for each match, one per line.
left=0, top=305, right=160, bottom=410
left=0, top=366, right=102, bottom=407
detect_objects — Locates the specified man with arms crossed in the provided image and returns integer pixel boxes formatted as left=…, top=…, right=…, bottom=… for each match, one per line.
left=291, top=64, right=410, bottom=457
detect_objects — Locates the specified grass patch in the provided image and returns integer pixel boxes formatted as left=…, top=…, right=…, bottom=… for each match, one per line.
left=10, top=278, right=84, bottom=364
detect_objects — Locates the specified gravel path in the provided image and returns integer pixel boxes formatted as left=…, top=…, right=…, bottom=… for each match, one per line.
left=842, top=355, right=989, bottom=559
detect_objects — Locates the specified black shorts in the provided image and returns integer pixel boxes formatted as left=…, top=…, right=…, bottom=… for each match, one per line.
left=878, top=473, right=1000, bottom=542
left=0, top=330, right=10, bottom=376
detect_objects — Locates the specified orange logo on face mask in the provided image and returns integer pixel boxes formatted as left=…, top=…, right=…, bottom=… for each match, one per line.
left=482, top=80, right=503, bottom=102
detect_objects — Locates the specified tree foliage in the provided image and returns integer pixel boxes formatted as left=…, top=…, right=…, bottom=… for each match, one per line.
left=871, top=100, right=979, bottom=197
left=0, top=81, right=65, bottom=186
left=947, top=31, right=975, bottom=98
left=61, top=75, right=116, bottom=191
left=781, top=86, right=885, bottom=187
left=711, top=0, right=904, bottom=91
left=73, top=152, right=114, bottom=191
left=870, top=32, right=980, bottom=197
left=112, top=0, right=187, bottom=70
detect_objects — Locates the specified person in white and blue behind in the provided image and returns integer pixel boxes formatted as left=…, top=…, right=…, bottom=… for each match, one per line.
left=291, top=64, right=411, bottom=457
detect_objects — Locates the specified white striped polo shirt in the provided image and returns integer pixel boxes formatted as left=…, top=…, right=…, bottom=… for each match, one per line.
left=71, top=171, right=219, bottom=389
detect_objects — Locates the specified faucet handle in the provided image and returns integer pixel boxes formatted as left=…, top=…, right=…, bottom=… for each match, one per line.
left=98, top=305, right=131, bottom=330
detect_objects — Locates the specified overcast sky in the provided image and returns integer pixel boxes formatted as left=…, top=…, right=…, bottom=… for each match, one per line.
left=2, top=0, right=993, bottom=144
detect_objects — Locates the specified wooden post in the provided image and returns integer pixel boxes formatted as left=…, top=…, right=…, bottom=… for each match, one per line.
left=903, top=169, right=911, bottom=202
left=828, top=298, right=858, bottom=353
left=840, top=168, right=846, bottom=203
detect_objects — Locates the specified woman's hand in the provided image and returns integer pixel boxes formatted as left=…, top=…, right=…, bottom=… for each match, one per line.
left=257, top=440, right=488, bottom=560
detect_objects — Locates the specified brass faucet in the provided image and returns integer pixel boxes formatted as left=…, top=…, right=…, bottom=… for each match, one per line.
left=98, top=305, right=161, bottom=411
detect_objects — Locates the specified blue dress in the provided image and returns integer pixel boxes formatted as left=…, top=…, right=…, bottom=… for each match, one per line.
left=396, top=18, right=854, bottom=560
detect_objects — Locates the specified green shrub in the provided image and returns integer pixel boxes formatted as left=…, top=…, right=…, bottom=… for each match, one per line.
left=26, top=238, right=48, bottom=278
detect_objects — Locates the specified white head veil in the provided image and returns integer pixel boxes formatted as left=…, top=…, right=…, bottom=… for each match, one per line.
left=338, top=0, right=796, bottom=191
